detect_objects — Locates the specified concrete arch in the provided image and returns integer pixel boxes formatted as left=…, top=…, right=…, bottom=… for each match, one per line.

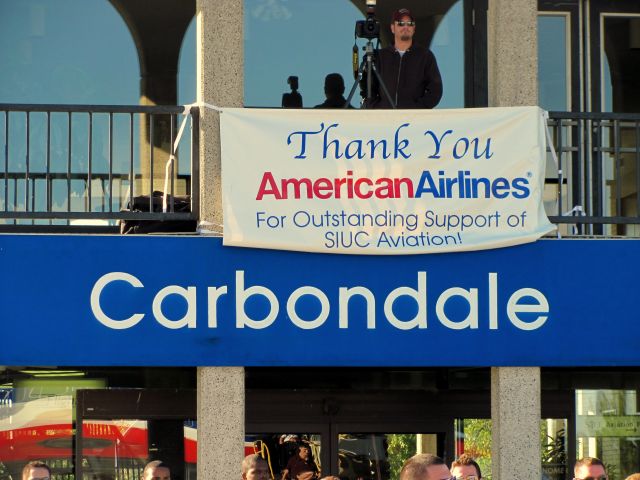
left=108, top=0, right=195, bottom=105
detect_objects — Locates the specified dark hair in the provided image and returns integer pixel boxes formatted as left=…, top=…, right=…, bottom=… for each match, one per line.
left=400, top=453, right=446, bottom=480
left=296, top=443, right=311, bottom=454
left=22, top=461, right=51, bottom=480
left=574, top=457, right=606, bottom=476
left=451, top=454, right=482, bottom=478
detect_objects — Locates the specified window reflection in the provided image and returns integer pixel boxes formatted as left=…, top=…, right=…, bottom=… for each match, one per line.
left=244, top=0, right=361, bottom=108
left=0, top=377, right=106, bottom=479
left=245, top=433, right=322, bottom=480
left=576, top=389, right=640, bottom=478
left=243, top=0, right=465, bottom=108
left=538, top=14, right=569, bottom=111
left=0, top=0, right=138, bottom=104
left=337, top=433, right=443, bottom=480
left=430, top=1, right=464, bottom=109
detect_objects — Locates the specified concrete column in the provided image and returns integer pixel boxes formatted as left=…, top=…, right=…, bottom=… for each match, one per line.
left=196, top=1, right=244, bottom=479
left=196, top=0, right=243, bottom=226
left=197, top=367, right=245, bottom=480
left=487, top=1, right=540, bottom=478
left=487, top=0, right=538, bottom=107
left=491, top=368, right=541, bottom=479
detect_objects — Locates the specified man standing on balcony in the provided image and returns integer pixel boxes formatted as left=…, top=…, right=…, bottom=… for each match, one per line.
left=369, top=8, right=442, bottom=109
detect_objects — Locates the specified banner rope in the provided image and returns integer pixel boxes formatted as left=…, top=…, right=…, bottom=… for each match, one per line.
left=158, top=102, right=225, bottom=232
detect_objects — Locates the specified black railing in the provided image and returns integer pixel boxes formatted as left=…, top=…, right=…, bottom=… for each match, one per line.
left=546, top=111, right=640, bottom=236
left=0, top=104, right=199, bottom=232
left=2, top=106, right=640, bottom=236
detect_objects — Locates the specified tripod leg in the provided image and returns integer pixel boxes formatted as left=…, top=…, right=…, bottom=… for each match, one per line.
left=371, top=63, right=396, bottom=109
left=345, top=58, right=368, bottom=107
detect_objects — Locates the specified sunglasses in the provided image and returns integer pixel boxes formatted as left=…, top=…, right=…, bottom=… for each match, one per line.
left=453, top=476, right=479, bottom=480
left=395, top=21, right=415, bottom=26
left=574, top=477, right=607, bottom=480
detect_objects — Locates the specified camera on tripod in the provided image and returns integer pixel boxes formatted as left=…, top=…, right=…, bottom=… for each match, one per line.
left=346, top=0, right=395, bottom=108
left=355, top=0, right=380, bottom=40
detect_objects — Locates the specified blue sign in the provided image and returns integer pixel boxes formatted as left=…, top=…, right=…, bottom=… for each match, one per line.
left=0, top=235, right=637, bottom=366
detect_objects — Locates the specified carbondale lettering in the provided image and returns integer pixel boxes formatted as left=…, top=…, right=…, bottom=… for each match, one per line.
left=91, top=271, right=549, bottom=332
left=90, top=271, right=197, bottom=330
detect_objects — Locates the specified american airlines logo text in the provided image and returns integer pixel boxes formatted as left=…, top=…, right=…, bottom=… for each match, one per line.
left=90, top=271, right=549, bottom=331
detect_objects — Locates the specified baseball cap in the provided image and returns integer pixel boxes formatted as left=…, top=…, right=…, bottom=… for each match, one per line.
left=392, top=8, right=414, bottom=23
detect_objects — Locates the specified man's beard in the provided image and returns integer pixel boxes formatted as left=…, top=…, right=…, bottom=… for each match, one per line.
left=400, top=34, right=412, bottom=42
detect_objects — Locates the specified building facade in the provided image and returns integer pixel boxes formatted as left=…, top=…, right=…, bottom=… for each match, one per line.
left=1, top=1, right=640, bottom=480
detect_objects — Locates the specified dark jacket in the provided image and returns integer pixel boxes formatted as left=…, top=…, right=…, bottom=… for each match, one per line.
left=370, top=44, right=443, bottom=109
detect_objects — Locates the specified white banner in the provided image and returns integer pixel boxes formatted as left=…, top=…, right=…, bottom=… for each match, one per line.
left=220, top=106, right=555, bottom=254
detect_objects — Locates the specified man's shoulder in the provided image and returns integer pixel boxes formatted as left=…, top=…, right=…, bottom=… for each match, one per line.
left=406, top=44, right=438, bottom=65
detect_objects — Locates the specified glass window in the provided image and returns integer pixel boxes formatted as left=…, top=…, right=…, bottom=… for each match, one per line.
left=1, top=368, right=197, bottom=480
left=430, top=1, right=464, bottom=109
left=601, top=15, right=640, bottom=114
left=0, top=0, right=138, bottom=104
left=542, top=419, right=568, bottom=480
left=538, top=14, right=570, bottom=111
left=576, top=389, right=640, bottom=478
left=0, top=376, right=106, bottom=479
left=179, top=17, right=197, bottom=106
left=80, top=418, right=197, bottom=480
left=244, top=0, right=361, bottom=108
left=455, top=419, right=492, bottom=479
left=244, top=0, right=465, bottom=108
left=338, top=433, right=443, bottom=480
left=454, top=418, right=568, bottom=480
left=245, top=433, right=322, bottom=479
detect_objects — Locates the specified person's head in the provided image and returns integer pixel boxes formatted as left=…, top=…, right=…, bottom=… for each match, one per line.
left=324, top=73, right=345, bottom=98
left=22, top=461, right=51, bottom=480
left=296, top=472, right=316, bottom=480
left=625, top=474, right=640, bottom=480
left=451, top=454, right=482, bottom=480
left=574, top=457, right=607, bottom=480
left=241, top=454, right=269, bottom=480
left=400, top=453, right=451, bottom=480
left=390, top=8, right=416, bottom=45
left=297, top=443, right=311, bottom=460
left=142, top=460, right=171, bottom=480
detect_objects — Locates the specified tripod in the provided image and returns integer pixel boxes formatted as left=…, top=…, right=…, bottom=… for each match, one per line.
left=345, top=38, right=396, bottom=109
